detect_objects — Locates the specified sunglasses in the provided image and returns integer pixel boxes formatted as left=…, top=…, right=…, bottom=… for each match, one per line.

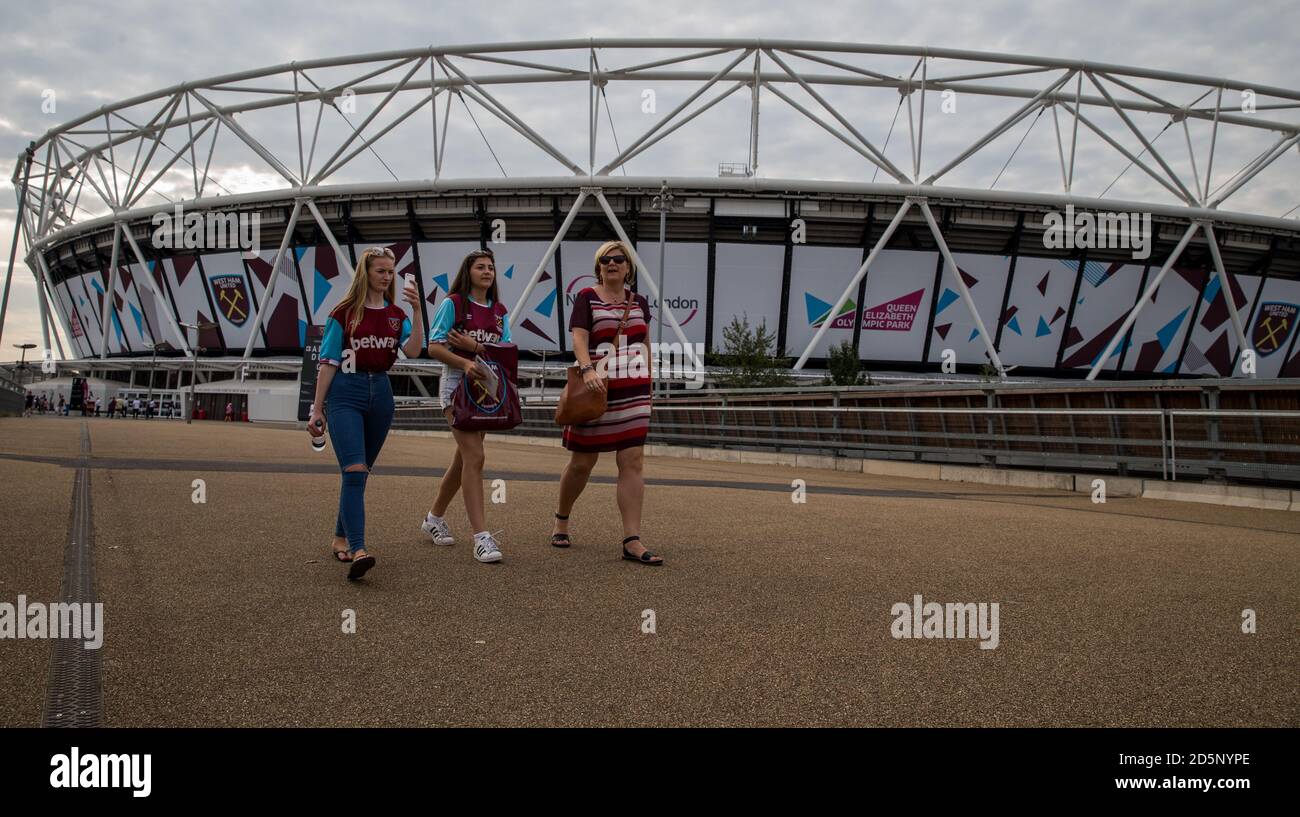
left=363, top=246, right=396, bottom=259
left=598, top=255, right=628, bottom=266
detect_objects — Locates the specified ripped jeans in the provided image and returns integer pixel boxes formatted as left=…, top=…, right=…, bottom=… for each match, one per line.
left=326, top=371, right=395, bottom=552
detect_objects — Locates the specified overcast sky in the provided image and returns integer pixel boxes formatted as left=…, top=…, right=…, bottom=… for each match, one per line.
left=2, top=0, right=1297, bottom=361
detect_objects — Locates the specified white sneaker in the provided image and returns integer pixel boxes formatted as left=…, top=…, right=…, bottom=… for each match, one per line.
left=473, top=532, right=503, bottom=563
left=421, top=512, right=455, bottom=546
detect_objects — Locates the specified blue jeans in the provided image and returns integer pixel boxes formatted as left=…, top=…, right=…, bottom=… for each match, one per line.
left=326, top=371, right=395, bottom=552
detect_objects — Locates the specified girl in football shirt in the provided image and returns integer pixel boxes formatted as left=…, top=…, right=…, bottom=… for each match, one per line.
left=308, top=246, right=425, bottom=580
left=420, top=249, right=512, bottom=564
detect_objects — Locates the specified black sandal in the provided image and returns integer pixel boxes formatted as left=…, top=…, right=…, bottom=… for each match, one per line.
left=551, top=512, right=572, bottom=548
left=347, top=552, right=376, bottom=580
left=332, top=542, right=353, bottom=563
left=620, top=536, right=663, bottom=566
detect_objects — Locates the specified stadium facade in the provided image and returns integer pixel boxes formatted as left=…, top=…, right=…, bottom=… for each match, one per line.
left=7, top=40, right=1300, bottom=380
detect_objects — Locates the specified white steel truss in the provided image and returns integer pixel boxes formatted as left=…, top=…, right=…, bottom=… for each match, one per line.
left=5, top=39, right=1298, bottom=378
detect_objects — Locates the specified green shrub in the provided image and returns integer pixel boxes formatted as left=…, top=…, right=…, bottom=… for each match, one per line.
left=715, top=314, right=793, bottom=388
left=827, top=340, right=866, bottom=386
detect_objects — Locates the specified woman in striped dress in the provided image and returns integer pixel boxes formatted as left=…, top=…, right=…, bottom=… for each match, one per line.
left=551, top=240, right=662, bottom=565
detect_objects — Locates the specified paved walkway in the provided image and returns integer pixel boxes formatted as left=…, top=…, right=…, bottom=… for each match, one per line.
left=1, top=417, right=1296, bottom=726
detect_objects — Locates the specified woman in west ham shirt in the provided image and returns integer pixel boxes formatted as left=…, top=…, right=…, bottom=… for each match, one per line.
left=419, top=249, right=511, bottom=564
left=308, top=246, right=425, bottom=580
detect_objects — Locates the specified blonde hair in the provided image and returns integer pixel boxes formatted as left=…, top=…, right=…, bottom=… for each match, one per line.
left=593, top=240, right=636, bottom=286
left=335, top=247, right=398, bottom=331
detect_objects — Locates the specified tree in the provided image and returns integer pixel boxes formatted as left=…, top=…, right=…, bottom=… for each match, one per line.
left=715, top=314, right=793, bottom=388
left=827, top=339, right=867, bottom=386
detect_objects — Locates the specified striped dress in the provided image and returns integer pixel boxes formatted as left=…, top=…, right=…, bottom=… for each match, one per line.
left=563, top=287, right=652, bottom=452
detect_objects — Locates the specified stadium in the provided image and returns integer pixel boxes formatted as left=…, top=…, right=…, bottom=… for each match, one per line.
left=7, top=40, right=1298, bottom=377
left=1, top=34, right=1299, bottom=745
left=3, top=40, right=1300, bottom=481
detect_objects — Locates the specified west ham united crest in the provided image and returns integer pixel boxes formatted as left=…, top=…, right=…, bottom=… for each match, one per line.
left=388, top=316, right=403, bottom=333
left=466, top=359, right=507, bottom=413
left=1252, top=302, right=1297, bottom=357
left=209, top=274, right=250, bottom=327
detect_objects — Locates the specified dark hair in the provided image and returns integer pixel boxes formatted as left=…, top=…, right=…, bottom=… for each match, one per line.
left=449, top=248, right=500, bottom=305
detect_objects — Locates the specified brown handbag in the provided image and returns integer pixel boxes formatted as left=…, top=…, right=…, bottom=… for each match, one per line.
left=555, top=295, right=634, bottom=426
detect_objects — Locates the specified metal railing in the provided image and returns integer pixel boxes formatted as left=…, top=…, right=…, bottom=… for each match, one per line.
left=393, top=392, right=1300, bottom=485
left=1166, top=410, right=1300, bottom=483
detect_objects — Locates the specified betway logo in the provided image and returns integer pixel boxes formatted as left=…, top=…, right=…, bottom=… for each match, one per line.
left=350, top=336, right=396, bottom=350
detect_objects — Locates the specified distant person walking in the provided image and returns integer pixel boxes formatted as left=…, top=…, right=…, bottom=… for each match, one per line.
left=224, top=401, right=234, bottom=422
left=23, top=392, right=33, bottom=417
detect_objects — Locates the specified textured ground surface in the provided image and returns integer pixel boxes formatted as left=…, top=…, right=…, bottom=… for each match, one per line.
left=1, top=416, right=1296, bottom=727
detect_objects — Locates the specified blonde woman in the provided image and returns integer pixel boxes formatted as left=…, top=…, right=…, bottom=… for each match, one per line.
left=550, top=240, right=662, bottom=565
left=308, top=246, right=424, bottom=580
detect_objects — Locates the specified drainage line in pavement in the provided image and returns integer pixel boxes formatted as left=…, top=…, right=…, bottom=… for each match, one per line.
left=41, top=422, right=104, bottom=728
